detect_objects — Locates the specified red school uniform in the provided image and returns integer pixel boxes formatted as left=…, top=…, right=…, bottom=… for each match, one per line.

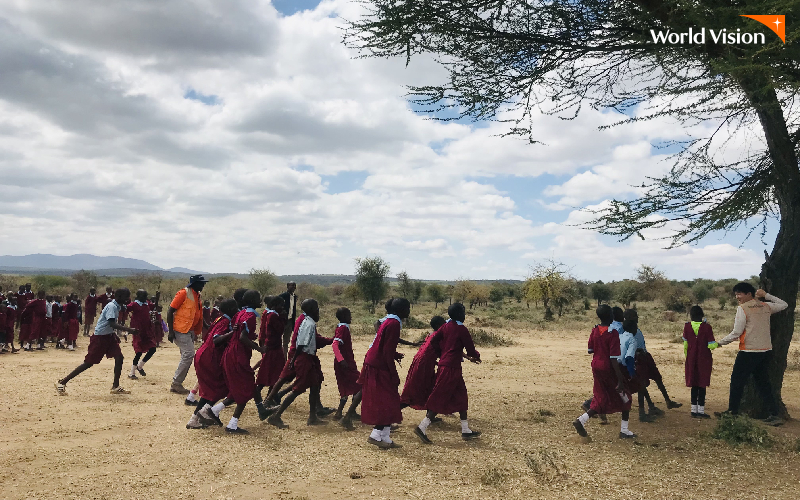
left=358, top=317, right=404, bottom=426
left=64, top=301, right=80, bottom=342
left=221, top=309, right=259, bottom=405
left=49, top=302, right=61, bottom=339
left=256, top=310, right=287, bottom=388
left=400, top=327, right=444, bottom=410
left=202, top=306, right=211, bottom=340
left=277, top=313, right=307, bottom=381
left=683, top=322, right=715, bottom=388
left=194, top=315, right=233, bottom=402
left=587, top=325, right=630, bottom=415
left=425, top=320, right=480, bottom=415
left=210, top=306, right=220, bottom=322
left=332, top=323, right=361, bottom=398
left=21, top=298, right=46, bottom=344
left=5, top=304, right=16, bottom=340
left=127, top=300, right=156, bottom=353
left=84, top=294, right=98, bottom=324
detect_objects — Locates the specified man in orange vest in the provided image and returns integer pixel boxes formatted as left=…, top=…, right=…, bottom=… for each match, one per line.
left=167, top=275, right=208, bottom=395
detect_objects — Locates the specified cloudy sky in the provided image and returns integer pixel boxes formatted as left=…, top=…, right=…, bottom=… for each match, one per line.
left=0, top=0, right=774, bottom=281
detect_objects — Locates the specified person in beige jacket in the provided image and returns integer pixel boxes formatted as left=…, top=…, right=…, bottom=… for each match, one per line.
left=716, top=282, right=788, bottom=425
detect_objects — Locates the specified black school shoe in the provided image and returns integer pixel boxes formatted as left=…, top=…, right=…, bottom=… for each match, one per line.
left=198, top=410, right=223, bottom=427
left=639, top=413, right=657, bottom=423
left=184, top=398, right=198, bottom=406
left=137, top=367, right=146, bottom=377
left=667, top=400, right=683, bottom=409
left=573, top=419, right=588, bottom=437
left=619, top=432, right=637, bottom=439
left=462, top=430, right=481, bottom=440
left=316, top=406, right=336, bottom=418
left=414, top=427, right=433, bottom=444
left=225, top=427, right=249, bottom=434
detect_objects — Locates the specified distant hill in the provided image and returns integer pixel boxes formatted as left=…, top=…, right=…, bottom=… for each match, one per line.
left=0, top=254, right=162, bottom=271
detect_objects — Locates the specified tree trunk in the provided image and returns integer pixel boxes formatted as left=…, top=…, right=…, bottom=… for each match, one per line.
left=736, top=75, right=800, bottom=418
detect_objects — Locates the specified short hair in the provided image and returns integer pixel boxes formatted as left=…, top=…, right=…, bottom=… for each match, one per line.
left=623, top=308, right=638, bottom=322
left=267, top=296, right=283, bottom=309
left=596, top=304, right=613, bottom=323
left=287, top=281, right=296, bottom=286
left=262, top=295, right=274, bottom=306
left=689, top=305, right=704, bottom=322
left=393, top=297, right=411, bottom=313
left=219, top=299, right=238, bottom=318
left=115, top=288, right=131, bottom=299
left=384, top=298, right=395, bottom=314
left=335, top=307, right=350, bottom=322
left=242, top=289, right=261, bottom=309
left=611, top=306, right=624, bottom=322
left=430, top=316, right=446, bottom=331
left=622, top=319, right=638, bottom=334
left=301, top=298, right=319, bottom=314
left=233, top=288, right=247, bottom=305
left=732, top=282, right=756, bottom=296
left=447, top=302, right=465, bottom=318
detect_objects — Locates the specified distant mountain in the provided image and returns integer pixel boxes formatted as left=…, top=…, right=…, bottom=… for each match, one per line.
left=0, top=254, right=161, bottom=271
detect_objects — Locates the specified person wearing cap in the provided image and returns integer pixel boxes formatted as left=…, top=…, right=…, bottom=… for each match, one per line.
left=167, top=275, right=208, bottom=394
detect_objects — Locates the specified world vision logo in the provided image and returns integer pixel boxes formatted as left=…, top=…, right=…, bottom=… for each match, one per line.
left=650, top=15, right=786, bottom=45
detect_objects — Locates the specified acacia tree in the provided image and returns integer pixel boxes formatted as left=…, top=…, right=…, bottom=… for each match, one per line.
left=345, top=0, right=799, bottom=416
left=397, top=271, right=413, bottom=298
left=355, top=256, right=391, bottom=312
left=249, top=268, right=279, bottom=298
left=524, top=260, right=570, bottom=320
left=426, top=283, right=446, bottom=308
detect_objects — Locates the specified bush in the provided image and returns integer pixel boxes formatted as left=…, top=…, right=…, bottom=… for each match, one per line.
left=711, top=414, right=773, bottom=448
left=662, top=285, right=694, bottom=312
left=471, top=328, right=513, bottom=347
left=404, top=315, right=428, bottom=329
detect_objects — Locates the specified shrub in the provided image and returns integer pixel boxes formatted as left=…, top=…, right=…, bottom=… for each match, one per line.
left=404, top=315, right=427, bottom=329
left=471, top=328, right=513, bottom=347
left=711, top=414, right=773, bottom=448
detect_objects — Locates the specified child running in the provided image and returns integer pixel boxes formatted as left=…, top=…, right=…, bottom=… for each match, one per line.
left=267, top=299, right=333, bottom=429
left=683, top=305, right=717, bottom=418
left=415, top=304, right=481, bottom=444
left=220, top=290, right=268, bottom=434
left=400, top=316, right=447, bottom=412
left=573, top=304, right=634, bottom=440
left=255, top=296, right=286, bottom=405
left=333, top=307, right=363, bottom=430
left=189, top=299, right=238, bottom=429
left=359, top=298, right=410, bottom=449
left=127, top=290, right=158, bottom=380
left=55, top=288, right=138, bottom=395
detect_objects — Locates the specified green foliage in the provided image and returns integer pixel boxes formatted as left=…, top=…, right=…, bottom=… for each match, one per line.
left=711, top=414, right=773, bottom=448
left=355, top=256, right=390, bottom=312
left=614, top=280, right=638, bottom=308
left=662, top=284, right=695, bottom=313
left=396, top=271, right=412, bottom=299
left=693, top=283, right=712, bottom=303
left=297, top=283, right=330, bottom=306
left=425, top=283, right=446, bottom=308
left=249, top=268, right=279, bottom=297
left=403, top=315, right=427, bottom=329
left=590, top=281, right=612, bottom=306
left=70, top=270, right=98, bottom=297
left=525, top=260, right=573, bottom=321
left=203, top=276, right=248, bottom=301
left=489, top=284, right=506, bottom=303
left=32, top=274, right=71, bottom=292
left=718, top=296, right=727, bottom=310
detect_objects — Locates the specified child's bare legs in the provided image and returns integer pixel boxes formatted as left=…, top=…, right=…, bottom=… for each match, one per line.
left=638, top=391, right=656, bottom=422
left=307, top=386, right=326, bottom=425
left=267, top=390, right=301, bottom=429
left=334, top=396, right=348, bottom=420
left=340, top=391, right=362, bottom=430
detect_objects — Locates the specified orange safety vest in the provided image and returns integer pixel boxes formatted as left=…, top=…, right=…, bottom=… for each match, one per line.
left=173, top=287, right=202, bottom=334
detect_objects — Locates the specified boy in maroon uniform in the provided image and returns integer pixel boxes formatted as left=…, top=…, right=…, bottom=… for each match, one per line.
left=84, top=288, right=98, bottom=337
left=255, top=296, right=287, bottom=402
left=683, top=306, right=717, bottom=418
left=127, top=290, right=158, bottom=379
left=573, top=304, right=634, bottom=440
left=64, top=294, right=81, bottom=350
left=267, top=299, right=333, bottom=429
left=22, top=290, right=47, bottom=351
left=359, top=298, right=409, bottom=449
left=415, top=305, right=481, bottom=444
left=333, top=308, right=363, bottom=430
left=220, top=290, right=268, bottom=434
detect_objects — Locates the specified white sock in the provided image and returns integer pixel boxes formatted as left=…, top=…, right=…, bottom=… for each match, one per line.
left=137, top=360, right=145, bottom=370
left=691, top=404, right=698, bottom=413
left=620, top=420, right=634, bottom=435
left=211, top=402, right=225, bottom=417
left=578, top=413, right=590, bottom=426
left=186, top=392, right=197, bottom=402
left=227, top=417, right=238, bottom=430
left=369, top=428, right=382, bottom=441
left=381, top=427, right=392, bottom=443
left=129, top=365, right=137, bottom=377
left=187, top=414, right=200, bottom=425
left=461, top=420, right=471, bottom=433
left=419, top=417, right=431, bottom=434
left=698, top=405, right=705, bottom=414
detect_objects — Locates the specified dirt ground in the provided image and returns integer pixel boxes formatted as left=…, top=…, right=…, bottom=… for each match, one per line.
left=2, top=320, right=800, bottom=500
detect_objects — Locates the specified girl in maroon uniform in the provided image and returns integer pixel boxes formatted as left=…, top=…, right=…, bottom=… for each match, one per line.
left=127, top=290, right=157, bottom=379
left=683, top=306, right=717, bottom=418
left=220, top=290, right=268, bottom=434
left=255, top=296, right=287, bottom=402
left=415, top=305, right=481, bottom=444
left=401, top=316, right=447, bottom=411
left=64, top=294, right=81, bottom=350
left=333, top=307, right=362, bottom=430
left=573, top=305, right=633, bottom=440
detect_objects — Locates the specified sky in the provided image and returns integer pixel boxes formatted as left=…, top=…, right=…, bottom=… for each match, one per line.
left=0, top=0, right=776, bottom=281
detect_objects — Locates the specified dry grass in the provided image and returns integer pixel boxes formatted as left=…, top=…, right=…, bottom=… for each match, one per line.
left=1, top=298, right=799, bottom=499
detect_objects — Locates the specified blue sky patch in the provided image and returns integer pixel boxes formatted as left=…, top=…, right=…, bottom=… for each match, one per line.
left=184, top=89, right=220, bottom=106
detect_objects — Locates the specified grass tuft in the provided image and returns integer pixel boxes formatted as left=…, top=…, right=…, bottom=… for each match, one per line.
left=471, top=328, right=513, bottom=347
left=480, top=468, right=507, bottom=487
left=525, top=449, right=567, bottom=481
left=711, top=414, right=773, bottom=448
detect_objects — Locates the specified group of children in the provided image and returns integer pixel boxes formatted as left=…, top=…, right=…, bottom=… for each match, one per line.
left=182, top=290, right=483, bottom=449
left=573, top=304, right=717, bottom=439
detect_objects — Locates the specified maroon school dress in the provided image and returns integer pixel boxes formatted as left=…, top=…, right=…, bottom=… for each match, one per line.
left=278, top=313, right=307, bottom=381
left=425, top=321, right=480, bottom=415
left=221, top=309, right=259, bottom=405
left=358, top=317, right=404, bottom=426
left=22, top=299, right=46, bottom=343
left=194, top=315, right=233, bottom=402
left=202, top=307, right=211, bottom=340
left=332, top=324, right=361, bottom=398
left=64, top=301, right=80, bottom=342
left=5, top=305, right=16, bottom=340
left=684, top=322, right=715, bottom=388
left=127, top=300, right=156, bottom=353
left=210, top=307, right=220, bottom=322
left=588, top=325, right=630, bottom=414
left=84, top=294, right=98, bottom=324
left=50, top=303, right=61, bottom=339
left=401, top=328, right=444, bottom=410
left=292, top=318, right=333, bottom=393
left=256, top=311, right=286, bottom=388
